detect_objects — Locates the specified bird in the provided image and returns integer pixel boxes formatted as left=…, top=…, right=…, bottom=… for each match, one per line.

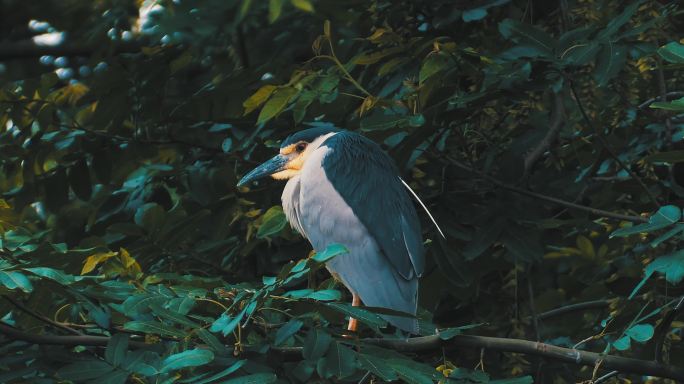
left=237, top=127, right=441, bottom=334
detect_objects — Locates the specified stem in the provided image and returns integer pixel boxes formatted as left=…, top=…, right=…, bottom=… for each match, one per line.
left=316, top=54, right=372, bottom=97
left=568, top=80, right=660, bottom=208
left=447, top=157, right=648, bottom=223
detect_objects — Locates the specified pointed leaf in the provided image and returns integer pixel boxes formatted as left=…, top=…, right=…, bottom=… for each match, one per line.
left=274, top=319, right=303, bottom=346
left=161, top=349, right=214, bottom=373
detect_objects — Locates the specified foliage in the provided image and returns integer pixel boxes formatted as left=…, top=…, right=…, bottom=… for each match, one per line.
left=0, top=0, right=683, bottom=383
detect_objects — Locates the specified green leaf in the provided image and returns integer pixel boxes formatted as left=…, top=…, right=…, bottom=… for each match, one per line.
left=646, top=250, right=684, bottom=285
left=161, top=349, right=214, bottom=373
left=256, top=87, right=297, bottom=125
left=257, top=206, right=287, bottom=238
left=630, top=249, right=684, bottom=298
left=498, top=19, right=555, bottom=55
left=438, top=323, right=484, bottom=340
left=611, top=205, right=681, bottom=238
left=105, top=334, right=129, bottom=367
left=305, top=289, right=341, bottom=301
left=222, top=373, right=277, bottom=383
left=462, top=219, right=504, bottom=260
left=657, top=42, right=684, bottom=64
left=562, top=41, right=601, bottom=65
left=123, top=320, right=185, bottom=338
left=325, top=303, right=387, bottom=329
left=0, top=270, right=33, bottom=292
left=462, top=0, right=510, bottom=22
left=408, top=114, right=425, bottom=127
left=58, top=361, right=115, bottom=381
left=386, top=359, right=436, bottom=384
left=354, top=47, right=404, bottom=65
left=150, top=303, right=200, bottom=327
left=596, top=1, right=641, bottom=39
left=419, top=53, right=450, bottom=84
left=594, top=43, right=627, bottom=87
left=644, top=148, right=684, bottom=163
left=650, top=224, right=684, bottom=248
left=311, top=243, right=348, bottom=263
left=268, top=0, right=283, bottom=23
left=196, top=328, right=231, bottom=356
left=303, top=328, right=332, bottom=360
left=612, top=335, right=631, bottom=351
left=122, top=294, right=166, bottom=317
left=23, top=267, right=81, bottom=285
left=626, top=323, right=654, bottom=342
left=243, top=85, right=277, bottom=115
left=134, top=203, right=166, bottom=235
left=650, top=97, right=684, bottom=112
left=316, top=342, right=357, bottom=379
left=357, top=353, right=398, bottom=382
left=360, top=112, right=409, bottom=132
left=194, top=360, right=246, bottom=384
left=290, top=0, right=313, bottom=12
left=274, top=319, right=303, bottom=346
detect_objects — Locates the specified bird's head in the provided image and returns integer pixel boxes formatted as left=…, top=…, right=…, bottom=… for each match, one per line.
left=237, top=127, right=339, bottom=187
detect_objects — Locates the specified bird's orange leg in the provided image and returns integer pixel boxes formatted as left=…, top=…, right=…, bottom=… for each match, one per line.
left=347, top=293, right=361, bottom=332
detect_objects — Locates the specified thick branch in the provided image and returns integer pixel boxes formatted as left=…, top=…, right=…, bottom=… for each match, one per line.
left=447, top=158, right=648, bottom=223
left=277, top=335, right=684, bottom=381
left=524, top=92, right=565, bottom=174
left=3, top=323, right=682, bottom=381
left=0, top=41, right=140, bottom=60
left=0, top=323, right=148, bottom=348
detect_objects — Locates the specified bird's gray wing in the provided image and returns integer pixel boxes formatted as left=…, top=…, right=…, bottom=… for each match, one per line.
left=320, top=131, right=424, bottom=279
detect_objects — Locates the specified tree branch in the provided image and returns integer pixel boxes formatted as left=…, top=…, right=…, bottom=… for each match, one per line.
left=3, top=322, right=683, bottom=381
left=0, top=41, right=140, bottom=60
left=568, top=80, right=660, bottom=208
left=535, top=299, right=611, bottom=321
left=524, top=92, right=565, bottom=175
left=276, top=334, right=684, bottom=381
left=0, top=322, right=148, bottom=348
left=446, top=157, right=648, bottom=223
left=654, top=295, right=684, bottom=363
left=2, top=295, right=82, bottom=336
left=638, top=92, right=684, bottom=110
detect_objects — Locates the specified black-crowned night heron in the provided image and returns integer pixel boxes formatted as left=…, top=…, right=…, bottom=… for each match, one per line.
left=238, top=127, right=442, bottom=333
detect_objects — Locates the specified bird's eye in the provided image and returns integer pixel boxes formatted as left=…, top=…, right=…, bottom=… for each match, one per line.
left=296, top=143, right=307, bottom=152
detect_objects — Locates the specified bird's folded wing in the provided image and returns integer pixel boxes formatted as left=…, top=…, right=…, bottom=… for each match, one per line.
left=321, top=131, right=425, bottom=279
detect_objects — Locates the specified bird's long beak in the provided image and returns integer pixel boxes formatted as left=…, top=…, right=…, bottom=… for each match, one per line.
left=237, top=154, right=289, bottom=187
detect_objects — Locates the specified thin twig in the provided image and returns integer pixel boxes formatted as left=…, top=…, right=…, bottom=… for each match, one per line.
left=654, top=295, right=684, bottom=363
left=655, top=54, right=675, bottom=146
left=524, top=92, right=565, bottom=175
left=2, top=295, right=83, bottom=336
left=592, top=370, right=619, bottom=384
left=535, top=300, right=611, bottom=321
left=526, top=271, right=541, bottom=341
left=638, top=91, right=684, bottom=110
left=316, top=55, right=372, bottom=98
left=447, top=157, right=648, bottom=223
left=568, top=80, right=660, bottom=208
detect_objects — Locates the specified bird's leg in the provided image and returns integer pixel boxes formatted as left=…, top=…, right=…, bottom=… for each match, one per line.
left=346, top=293, right=360, bottom=332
